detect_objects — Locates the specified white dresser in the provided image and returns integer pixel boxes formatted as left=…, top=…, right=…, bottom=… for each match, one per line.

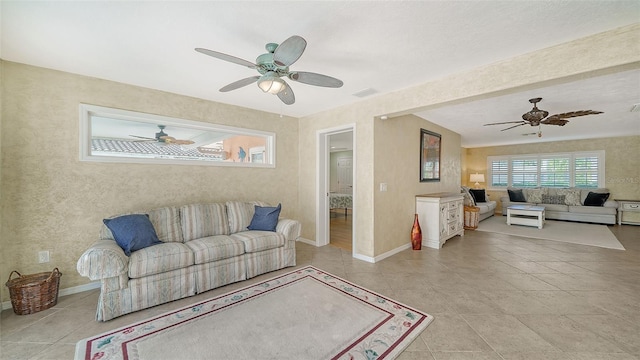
left=416, top=193, right=464, bottom=249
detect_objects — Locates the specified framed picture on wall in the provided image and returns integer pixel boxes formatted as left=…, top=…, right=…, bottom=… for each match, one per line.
left=420, top=129, right=441, bottom=182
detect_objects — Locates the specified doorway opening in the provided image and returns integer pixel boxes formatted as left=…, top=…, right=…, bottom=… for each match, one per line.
left=316, top=125, right=355, bottom=253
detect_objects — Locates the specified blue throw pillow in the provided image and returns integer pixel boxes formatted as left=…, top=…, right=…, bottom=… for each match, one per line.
left=247, top=204, right=281, bottom=232
left=104, top=214, right=162, bottom=256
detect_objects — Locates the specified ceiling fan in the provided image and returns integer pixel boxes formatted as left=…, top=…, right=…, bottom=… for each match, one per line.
left=195, top=35, right=343, bottom=105
left=129, top=125, right=195, bottom=145
left=484, top=97, right=603, bottom=131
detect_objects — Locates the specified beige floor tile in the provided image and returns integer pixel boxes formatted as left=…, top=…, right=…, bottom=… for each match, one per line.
left=479, top=290, right=555, bottom=315
left=462, top=314, right=558, bottom=353
left=516, top=314, right=624, bottom=353
left=420, top=314, right=493, bottom=352
left=493, top=273, right=561, bottom=290
left=429, top=352, right=505, bottom=360
left=0, top=341, right=51, bottom=360
left=523, top=290, right=609, bottom=315
left=496, top=260, right=558, bottom=274
left=1, top=308, right=96, bottom=343
left=566, top=314, right=640, bottom=353
left=30, top=343, right=78, bottom=360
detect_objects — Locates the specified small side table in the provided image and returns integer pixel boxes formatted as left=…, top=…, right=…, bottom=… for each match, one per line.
left=615, top=199, right=640, bottom=225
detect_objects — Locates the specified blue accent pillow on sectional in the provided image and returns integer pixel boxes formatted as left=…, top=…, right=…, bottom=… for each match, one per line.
left=247, top=203, right=281, bottom=232
left=104, top=214, right=162, bottom=256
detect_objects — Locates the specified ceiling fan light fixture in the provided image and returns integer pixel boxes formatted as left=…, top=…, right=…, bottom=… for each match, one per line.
left=257, top=72, right=285, bottom=94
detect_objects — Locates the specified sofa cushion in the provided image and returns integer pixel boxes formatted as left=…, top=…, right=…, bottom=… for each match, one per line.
left=584, top=192, right=610, bottom=207
left=226, top=201, right=269, bottom=234
left=556, top=188, right=582, bottom=206
left=541, top=203, right=569, bottom=212
left=184, top=235, right=246, bottom=264
left=146, top=207, right=184, bottom=243
left=469, top=189, right=487, bottom=203
left=475, top=201, right=497, bottom=214
left=104, top=214, right=162, bottom=256
left=128, top=242, right=194, bottom=278
left=524, top=188, right=547, bottom=203
left=247, top=204, right=281, bottom=232
left=231, top=231, right=286, bottom=253
left=541, top=194, right=566, bottom=205
left=508, top=189, right=526, bottom=202
left=180, top=203, right=230, bottom=242
left=569, top=205, right=617, bottom=215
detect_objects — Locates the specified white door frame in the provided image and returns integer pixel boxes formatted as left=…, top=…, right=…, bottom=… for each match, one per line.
left=316, top=124, right=356, bottom=253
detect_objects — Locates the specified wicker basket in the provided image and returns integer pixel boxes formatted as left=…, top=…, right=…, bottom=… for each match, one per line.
left=464, top=206, right=480, bottom=230
left=5, top=268, right=62, bottom=315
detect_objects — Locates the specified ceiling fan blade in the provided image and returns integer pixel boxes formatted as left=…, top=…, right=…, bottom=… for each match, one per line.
left=273, top=35, right=307, bottom=67
left=288, top=72, right=343, bottom=88
left=277, top=81, right=295, bottom=105
left=501, top=123, right=527, bottom=131
left=195, top=48, right=257, bottom=69
left=219, top=76, right=260, bottom=92
left=541, top=118, right=570, bottom=126
left=546, top=110, right=603, bottom=120
left=484, top=121, right=526, bottom=126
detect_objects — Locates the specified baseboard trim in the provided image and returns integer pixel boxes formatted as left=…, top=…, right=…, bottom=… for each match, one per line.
left=297, top=237, right=318, bottom=246
left=2, top=281, right=101, bottom=311
left=353, top=243, right=412, bottom=263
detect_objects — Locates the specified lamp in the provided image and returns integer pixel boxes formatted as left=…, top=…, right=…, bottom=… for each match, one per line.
left=470, top=173, right=485, bottom=189
left=257, top=72, right=285, bottom=94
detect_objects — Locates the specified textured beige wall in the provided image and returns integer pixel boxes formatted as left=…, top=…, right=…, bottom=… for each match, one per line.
left=374, top=115, right=461, bottom=254
left=464, top=136, right=640, bottom=220
left=0, top=61, right=299, bottom=301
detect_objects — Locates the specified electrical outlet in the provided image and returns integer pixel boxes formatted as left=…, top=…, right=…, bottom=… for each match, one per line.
left=380, top=183, right=387, bottom=192
left=38, top=251, right=50, bottom=263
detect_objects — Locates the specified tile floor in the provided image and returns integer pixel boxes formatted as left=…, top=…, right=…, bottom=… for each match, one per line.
left=1, top=222, right=639, bottom=359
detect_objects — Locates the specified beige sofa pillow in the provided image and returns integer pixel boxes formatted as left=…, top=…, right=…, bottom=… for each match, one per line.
left=556, top=188, right=582, bottom=206
left=524, top=188, right=547, bottom=203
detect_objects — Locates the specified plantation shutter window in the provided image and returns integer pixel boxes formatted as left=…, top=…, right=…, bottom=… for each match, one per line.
left=487, top=150, right=604, bottom=189
left=511, top=157, right=538, bottom=188
left=490, top=159, right=508, bottom=187
left=540, top=156, right=570, bottom=188
left=574, top=154, right=600, bottom=188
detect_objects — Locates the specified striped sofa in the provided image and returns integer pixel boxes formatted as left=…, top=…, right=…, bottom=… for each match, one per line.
left=77, top=201, right=300, bottom=321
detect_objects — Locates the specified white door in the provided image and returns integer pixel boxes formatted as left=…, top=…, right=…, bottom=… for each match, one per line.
left=337, top=157, right=353, bottom=194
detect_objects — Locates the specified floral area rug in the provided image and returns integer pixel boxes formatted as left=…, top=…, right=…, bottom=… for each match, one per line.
left=75, top=266, right=433, bottom=360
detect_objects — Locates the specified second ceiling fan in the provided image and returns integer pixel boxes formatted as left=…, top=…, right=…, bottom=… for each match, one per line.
left=196, top=35, right=343, bottom=105
left=484, top=97, right=603, bottom=131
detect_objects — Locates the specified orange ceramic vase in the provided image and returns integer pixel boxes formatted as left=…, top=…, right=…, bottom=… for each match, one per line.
left=411, top=214, right=422, bottom=250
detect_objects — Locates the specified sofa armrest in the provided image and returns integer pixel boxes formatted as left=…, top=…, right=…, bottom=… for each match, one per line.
left=77, top=240, right=129, bottom=280
left=276, top=218, right=302, bottom=243
left=604, top=200, right=618, bottom=209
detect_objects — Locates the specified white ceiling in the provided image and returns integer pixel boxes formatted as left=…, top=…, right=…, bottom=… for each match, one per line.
left=2, top=1, right=639, bottom=147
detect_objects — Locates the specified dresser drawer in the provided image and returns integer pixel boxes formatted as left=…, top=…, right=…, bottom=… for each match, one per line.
left=622, top=202, right=640, bottom=211
left=447, top=201, right=460, bottom=210
left=447, top=209, right=460, bottom=222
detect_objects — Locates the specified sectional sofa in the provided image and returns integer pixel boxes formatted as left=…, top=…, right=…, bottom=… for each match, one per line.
left=77, top=201, right=300, bottom=321
left=500, top=187, right=617, bottom=225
